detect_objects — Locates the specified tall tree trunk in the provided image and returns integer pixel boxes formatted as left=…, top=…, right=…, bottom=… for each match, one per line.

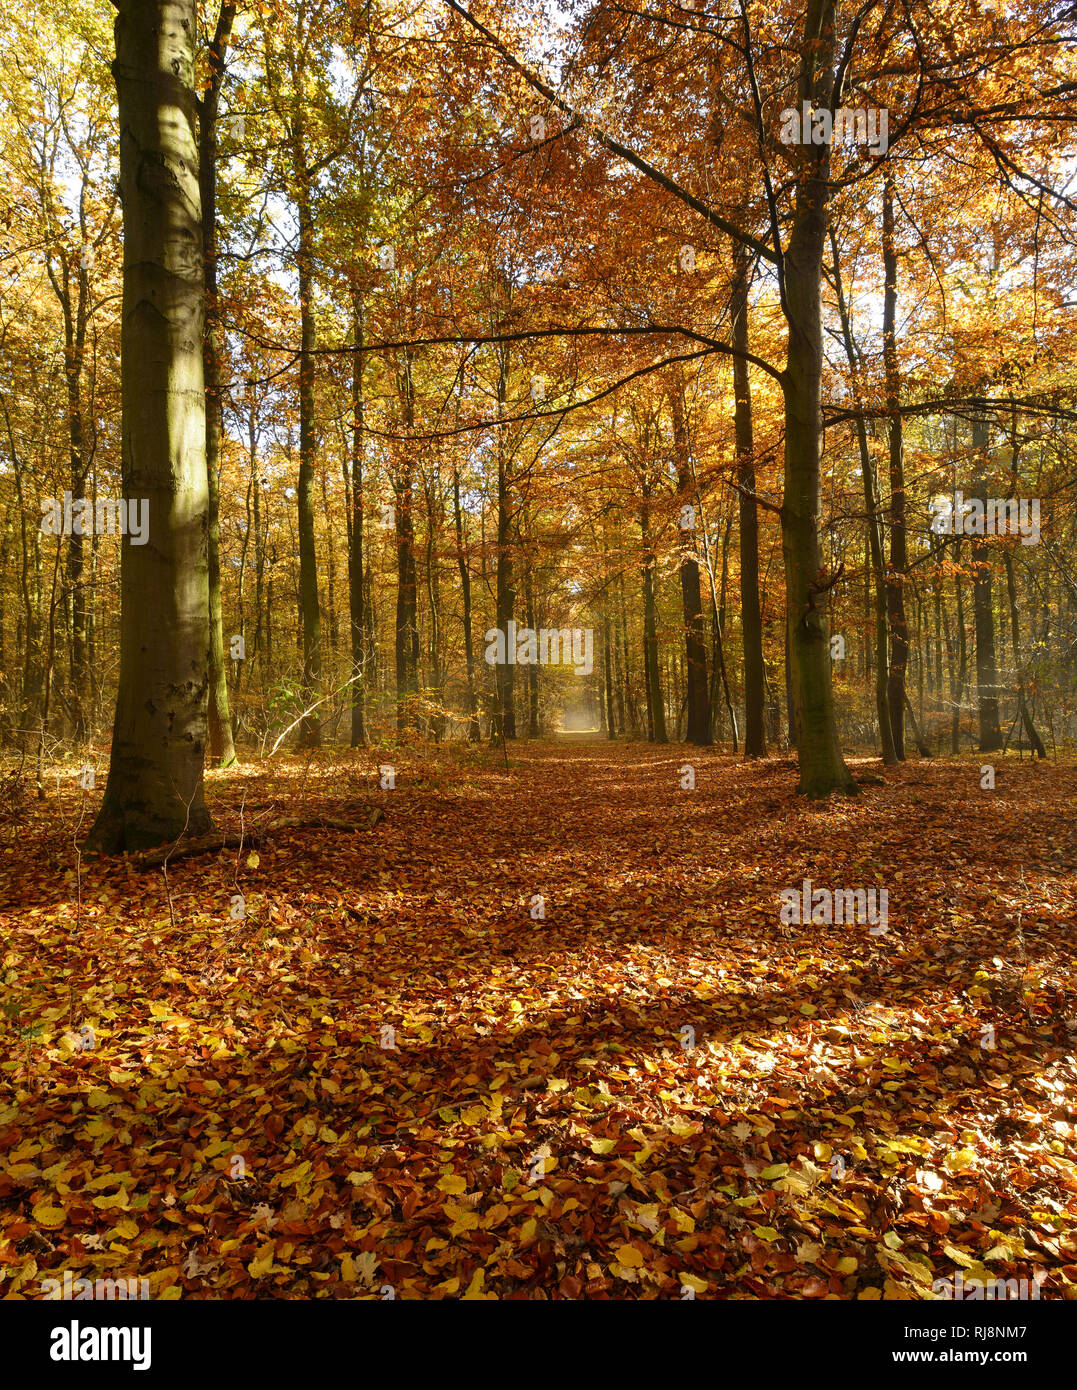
left=493, top=342, right=516, bottom=741
left=668, top=369, right=710, bottom=744
left=394, top=353, right=420, bottom=732
left=731, top=245, right=766, bottom=756
left=199, top=3, right=237, bottom=768
left=87, top=0, right=213, bottom=853
left=525, top=570, right=539, bottom=736
left=779, top=0, right=857, bottom=796
left=43, top=194, right=91, bottom=740
left=830, top=228, right=897, bottom=763
left=953, top=548, right=968, bottom=753
left=294, top=117, right=321, bottom=747
left=882, top=174, right=908, bottom=759
left=62, top=285, right=89, bottom=742
left=971, top=407, right=1003, bottom=750
left=604, top=615, right=616, bottom=739
left=640, top=486, right=667, bottom=743
left=452, top=459, right=480, bottom=741
left=349, top=286, right=367, bottom=745
left=1003, top=411, right=1046, bottom=758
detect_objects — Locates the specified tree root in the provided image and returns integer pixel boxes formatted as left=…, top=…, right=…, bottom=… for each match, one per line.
left=123, top=808, right=384, bottom=869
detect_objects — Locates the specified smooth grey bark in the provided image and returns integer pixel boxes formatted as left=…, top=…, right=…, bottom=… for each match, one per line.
left=731, top=246, right=766, bottom=756
left=198, top=3, right=237, bottom=768
left=87, top=0, right=212, bottom=853
left=778, top=0, right=857, bottom=795
left=640, top=483, right=667, bottom=743
left=971, top=407, right=1003, bottom=751
left=451, top=459, right=480, bottom=741
left=830, top=229, right=897, bottom=763
left=349, top=286, right=368, bottom=746
left=668, top=369, right=710, bottom=745
left=394, top=352, right=420, bottom=732
left=493, top=339, right=516, bottom=741
left=882, top=175, right=909, bottom=760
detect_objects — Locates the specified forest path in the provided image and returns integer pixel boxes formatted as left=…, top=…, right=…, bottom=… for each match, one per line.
left=1, top=746, right=1075, bottom=1298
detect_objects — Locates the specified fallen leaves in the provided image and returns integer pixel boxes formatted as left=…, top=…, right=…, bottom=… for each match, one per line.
left=0, top=747, right=1075, bottom=1299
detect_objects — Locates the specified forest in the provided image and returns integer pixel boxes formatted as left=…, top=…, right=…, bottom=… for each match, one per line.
left=1, top=0, right=1076, bottom=1330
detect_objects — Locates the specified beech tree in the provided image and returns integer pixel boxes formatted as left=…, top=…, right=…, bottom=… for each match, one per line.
left=86, top=0, right=213, bottom=852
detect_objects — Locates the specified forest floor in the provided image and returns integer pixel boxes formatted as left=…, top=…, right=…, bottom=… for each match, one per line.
left=1, top=741, right=1076, bottom=1300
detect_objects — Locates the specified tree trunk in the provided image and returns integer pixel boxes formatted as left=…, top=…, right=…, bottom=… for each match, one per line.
left=62, top=282, right=89, bottom=743
left=640, top=487, right=667, bottom=743
left=972, top=407, right=1003, bottom=751
left=1003, top=413, right=1046, bottom=758
left=525, top=570, right=540, bottom=736
left=87, top=0, right=213, bottom=853
left=668, top=369, right=710, bottom=745
left=779, top=0, right=857, bottom=796
left=452, top=459, right=480, bottom=741
left=199, top=4, right=237, bottom=768
left=604, top=615, right=616, bottom=739
left=493, top=343, right=516, bottom=741
left=394, top=353, right=420, bottom=732
left=294, top=116, right=321, bottom=747
left=349, top=286, right=367, bottom=745
left=731, top=245, right=766, bottom=756
left=882, top=175, right=908, bottom=759
left=830, top=227, right=897, bottom=763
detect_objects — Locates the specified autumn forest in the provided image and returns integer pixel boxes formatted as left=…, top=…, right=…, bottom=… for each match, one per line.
left=1, top=0, right=1076, bottom=1334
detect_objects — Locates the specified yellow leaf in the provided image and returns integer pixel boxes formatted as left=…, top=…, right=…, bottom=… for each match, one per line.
left=246, top=851, right=260, bottom=869
left=86, top=1089, right=109, bottom=1109
left=92, top=1189, right=129, bottom=1210
left=669, top=1119, right=697, bottom=1137
left=112, top=1218, right=139, bottom=1241
left=836, top=1256, right=858, bottom=1274
left=680, top=1273, right=708, bottom=1294
left=437, top=1174, right=467, bottom=1195
left=340, top=1252, right=357, bottom=1282
left=519, top=1218, right=537, bottom=1243
left=462, top=1268, right=486, bottom=1300
left=247, top=1243, right=275, bottom=1278
left=32, top=1203, right=66, bottom=1229
left=615, top=1244, right=644, bottom=1267
left=589, top=1137, right=616, bottom=1154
